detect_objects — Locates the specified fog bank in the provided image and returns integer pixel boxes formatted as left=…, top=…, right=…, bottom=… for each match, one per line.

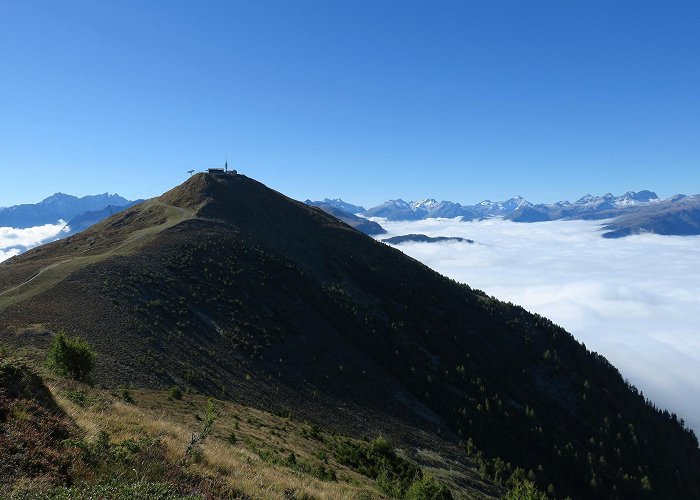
left=0, top=222, right=69, bottom=263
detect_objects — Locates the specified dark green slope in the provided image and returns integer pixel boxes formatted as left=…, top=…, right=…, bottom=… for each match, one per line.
left=1, top=173, right=699, bottom=498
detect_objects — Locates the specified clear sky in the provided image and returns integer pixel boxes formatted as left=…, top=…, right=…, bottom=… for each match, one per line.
left=1, top=0, right=699, bottom=208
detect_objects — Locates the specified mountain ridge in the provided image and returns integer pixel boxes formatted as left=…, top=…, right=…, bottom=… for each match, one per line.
left=310, top=190, right=700, bottom=237
left=0, top=192, right=132, bottom=229
left=2, top=173, right=700, bottom=498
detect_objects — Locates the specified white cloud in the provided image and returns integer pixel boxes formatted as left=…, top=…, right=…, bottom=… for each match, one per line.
left=374, top=217, right=700, bottom=432
left=0, top=222, right=69, bottom=263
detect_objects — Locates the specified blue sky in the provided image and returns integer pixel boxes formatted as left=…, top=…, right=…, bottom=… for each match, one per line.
left=1, top=0, right=699, bottom=207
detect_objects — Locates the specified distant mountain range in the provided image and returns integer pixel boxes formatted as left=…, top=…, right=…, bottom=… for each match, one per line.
left=4, top=189, right=699, bottom=240
left=0, top=193, right=133, bottom=229
left=308, top=190, right=700, bottom=238
left=504, top=190, right=661, bottom=223
left=307, top=198, right=366, bottom=215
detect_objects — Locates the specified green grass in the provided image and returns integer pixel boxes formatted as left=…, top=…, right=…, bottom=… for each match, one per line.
left=0, top=201, right=194, bottom=311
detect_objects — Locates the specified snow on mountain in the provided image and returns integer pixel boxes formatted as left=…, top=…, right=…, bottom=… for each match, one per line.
left=614, top=190, right=659, bottom=207
left=411, top=198, right=439, bottom=210
left=321, top=198, right=366, bottom=214
left=326, top=189, right=699, bottom=237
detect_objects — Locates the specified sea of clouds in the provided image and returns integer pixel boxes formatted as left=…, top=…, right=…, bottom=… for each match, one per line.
left=0, top=222, right=69, bottom=262
left=374, top=217, right=700, bottom=432
left=2, top=216, right=698, bottom=431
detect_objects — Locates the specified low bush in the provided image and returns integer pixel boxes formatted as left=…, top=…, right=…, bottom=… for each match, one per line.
left=168, top=386, right=183, bottom=400
left=45, top=332, right=96, bottom=381
left=405, top=475, right=453, bottom=500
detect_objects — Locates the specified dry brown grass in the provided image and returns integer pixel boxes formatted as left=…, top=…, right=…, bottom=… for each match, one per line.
left=49, top=382, right=381, bottom=499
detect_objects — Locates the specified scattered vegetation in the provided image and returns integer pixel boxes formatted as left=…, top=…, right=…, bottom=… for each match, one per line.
left=332, top=436, right=452, bottom=499
left=58, top=389, right=96, bottom=408
left=504, top=479, right=548, bottom=500
left=244, top=437, right=337, bottom=482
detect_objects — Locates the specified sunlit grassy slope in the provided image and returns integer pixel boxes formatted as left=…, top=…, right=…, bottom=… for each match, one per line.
left=1, top=358, right=494, bottom=499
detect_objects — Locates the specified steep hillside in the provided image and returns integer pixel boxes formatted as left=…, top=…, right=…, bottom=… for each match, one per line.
left=1, top=173, right=699, bottom=498
left=305, top=201, right=386, bottom=235
left=3, top=356, right=464, bottom=499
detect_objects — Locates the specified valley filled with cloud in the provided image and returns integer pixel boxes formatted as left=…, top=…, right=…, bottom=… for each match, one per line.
left=0, top=222, right=68, bottom=262
left=375, top=217, right=700, bottom=432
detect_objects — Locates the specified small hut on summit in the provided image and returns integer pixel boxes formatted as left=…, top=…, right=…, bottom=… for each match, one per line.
left=207, top=160, right=237, bottom=176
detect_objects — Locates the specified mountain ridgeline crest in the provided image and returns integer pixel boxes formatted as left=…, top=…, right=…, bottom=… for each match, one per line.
left=309, top=190, right=700, bottom=238
left=1, top=173, right=699, bottom=498
left=0, top=192, right=131, bottom=229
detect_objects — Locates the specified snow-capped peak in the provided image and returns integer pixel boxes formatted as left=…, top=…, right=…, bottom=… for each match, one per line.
left=411, top=199, right=439, bottom=210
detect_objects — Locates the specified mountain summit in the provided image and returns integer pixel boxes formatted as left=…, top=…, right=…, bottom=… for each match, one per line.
left=2, top=173, right=699, bottom=498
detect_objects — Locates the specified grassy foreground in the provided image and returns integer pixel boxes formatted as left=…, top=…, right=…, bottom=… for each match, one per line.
left=1, top=357, right=474, bottom=499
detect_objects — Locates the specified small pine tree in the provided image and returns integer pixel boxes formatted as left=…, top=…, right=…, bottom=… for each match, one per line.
left=505, top=480, right=548, bottom=500
left=46, top=331, right=96, bottom=381
left=119, top=386, right=135, bottom=404
left=227, top=430, right=237, bottom=445
left=168, top=385, right=183, bottom=400
left=184, top=398, right=218, bottom=462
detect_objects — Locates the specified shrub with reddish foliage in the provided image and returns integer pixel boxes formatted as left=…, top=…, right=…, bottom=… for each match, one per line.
left=0, top=360, right=79, bottom=488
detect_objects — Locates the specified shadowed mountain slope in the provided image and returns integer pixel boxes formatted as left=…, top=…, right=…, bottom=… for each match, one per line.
left=304, top=200, right=386, bottom=235
left=602, top=196, right=700, bottom=238
left=1, top=173, right=699, bottom=498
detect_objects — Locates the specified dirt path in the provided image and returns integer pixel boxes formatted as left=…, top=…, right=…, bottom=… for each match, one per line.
left=0, top=261, right=66, bottom=297
left=0, top=201, right=194, bottom=310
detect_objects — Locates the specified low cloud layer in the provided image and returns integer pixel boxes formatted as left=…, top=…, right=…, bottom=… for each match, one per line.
left=374, top=217, right=700, bottom=432
left=0, top=222, right=69, bottom=263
